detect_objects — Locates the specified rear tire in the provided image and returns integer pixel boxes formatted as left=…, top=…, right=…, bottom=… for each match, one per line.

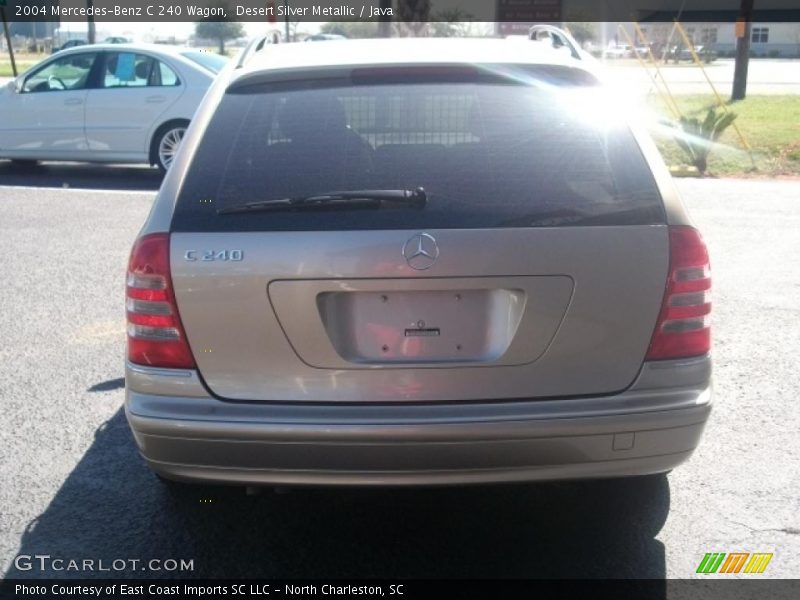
left=152, top=121, right=189, bottom=173
left=586, top=473, right=671, bottom=537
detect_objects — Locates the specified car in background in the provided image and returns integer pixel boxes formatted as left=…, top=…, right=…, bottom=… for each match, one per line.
left=104, top=36, right=132, bottom=44
left=603, top=44, right=632, bottom=59
left=51, top=39, right=87, bottom=54
left=125, top=37, right=712, bottom=487
left=669, top=45, right=718, bottom=63
left=0, top=44, right=229, bottom=172
left=305, top=33, right=348, bottom=42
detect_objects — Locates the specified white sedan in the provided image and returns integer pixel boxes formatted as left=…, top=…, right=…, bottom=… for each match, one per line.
left=0, top=44, right=228, bottom=171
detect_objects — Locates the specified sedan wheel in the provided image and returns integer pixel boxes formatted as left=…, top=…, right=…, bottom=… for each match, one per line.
left=156, top=126, right=187, bottom=172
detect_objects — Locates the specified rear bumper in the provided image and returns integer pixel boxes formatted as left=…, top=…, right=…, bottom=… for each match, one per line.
left=125, top=357, right=712, bottom=486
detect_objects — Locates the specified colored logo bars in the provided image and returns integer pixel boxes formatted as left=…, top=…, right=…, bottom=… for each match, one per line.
left=696, top=552, right=773, bottom=574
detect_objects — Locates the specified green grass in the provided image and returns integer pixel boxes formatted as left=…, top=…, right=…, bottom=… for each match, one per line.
left=0, top=60, right=39, bottom=77
left=0, top=52, right=46, bottom=77
left=649, top=95, right=800, bottom=177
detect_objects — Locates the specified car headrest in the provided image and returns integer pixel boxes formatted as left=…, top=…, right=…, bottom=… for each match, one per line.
left=106, top=55, right=118, bottom=74
left=135, top=61, right=150, bottom=81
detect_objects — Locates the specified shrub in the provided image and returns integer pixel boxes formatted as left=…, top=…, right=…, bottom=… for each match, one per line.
left=672, top=107, right=738, bottom=174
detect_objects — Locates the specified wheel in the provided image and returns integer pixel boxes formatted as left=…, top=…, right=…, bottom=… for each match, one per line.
left=153, top=122, right=188, bottom=172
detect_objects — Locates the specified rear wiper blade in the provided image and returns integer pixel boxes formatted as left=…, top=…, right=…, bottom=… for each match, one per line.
left=217, top=188, right=427, bottom=215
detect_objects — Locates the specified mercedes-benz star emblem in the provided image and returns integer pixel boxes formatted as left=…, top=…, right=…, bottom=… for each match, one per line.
left=402, top=232, right=439, bottom=270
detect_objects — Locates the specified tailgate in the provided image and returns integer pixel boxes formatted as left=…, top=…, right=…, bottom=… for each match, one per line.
left=171, top=226, right=667, bottom=403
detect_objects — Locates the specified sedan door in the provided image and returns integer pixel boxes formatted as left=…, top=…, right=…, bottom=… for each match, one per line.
left=83, top=52, right=185, bottom=161
left=0, top=52, right=98, bottom=158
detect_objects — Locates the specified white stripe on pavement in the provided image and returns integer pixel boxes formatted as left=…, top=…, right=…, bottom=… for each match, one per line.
left=0, top=185, right=156, bottom=195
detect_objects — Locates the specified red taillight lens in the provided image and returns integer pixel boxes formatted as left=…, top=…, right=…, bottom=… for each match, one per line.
left=126, top=233, right=196, bottom=369
left=646, top=226, right=711, bottom=360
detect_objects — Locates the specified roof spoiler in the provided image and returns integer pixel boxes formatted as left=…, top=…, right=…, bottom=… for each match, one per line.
left=528, top=25, right=584, bottom=61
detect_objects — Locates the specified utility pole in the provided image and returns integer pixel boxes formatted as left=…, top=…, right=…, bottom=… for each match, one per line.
left=1, top=1, right=17, bottom=77
left=87, top=0, right=97, bottom=44
left=732, top=0, right=753, bottom=101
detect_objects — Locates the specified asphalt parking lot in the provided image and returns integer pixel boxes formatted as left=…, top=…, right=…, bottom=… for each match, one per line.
left=0, top=166, right=798, bottom=580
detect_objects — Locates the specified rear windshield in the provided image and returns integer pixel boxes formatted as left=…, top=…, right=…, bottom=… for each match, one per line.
left=172, top=66, right=664, bottom=232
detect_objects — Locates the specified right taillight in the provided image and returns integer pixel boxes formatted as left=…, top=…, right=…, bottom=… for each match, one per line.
left=126, top=233, right=196, bottom=369
left=646, top=226, right=711, bottom=360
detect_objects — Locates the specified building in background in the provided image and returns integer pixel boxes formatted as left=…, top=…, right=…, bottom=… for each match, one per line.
left=708, top=22, right=800, bottom=57
left=613, top=22, right=800, bottom=58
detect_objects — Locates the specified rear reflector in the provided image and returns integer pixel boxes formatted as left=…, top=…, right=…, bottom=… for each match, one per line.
left=126, top=233, right=196, bottom=369
left=646, top=226, right=711, bottom=360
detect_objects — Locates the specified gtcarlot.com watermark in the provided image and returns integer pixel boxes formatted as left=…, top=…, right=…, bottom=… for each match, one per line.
left=13, top=554, right=194, bottom=573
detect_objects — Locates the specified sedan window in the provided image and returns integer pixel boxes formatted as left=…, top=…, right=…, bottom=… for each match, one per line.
left=159, top=62, right=180, bottom=86
left=102, top=53, right=180, bottom=88
left=22, top=53, right=97, bottom=93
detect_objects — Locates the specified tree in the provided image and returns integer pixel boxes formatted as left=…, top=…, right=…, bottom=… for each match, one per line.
left=195, top=20, right=244, bottom=55
left=378, top=0, right=392, bottom=38
left=287, top=20, right=303, bottom=42
left=320, top=21, right=380, bottom=39
left=429, top=8, right=474, bottom=37
left=396, top=0, right=431, bottom=37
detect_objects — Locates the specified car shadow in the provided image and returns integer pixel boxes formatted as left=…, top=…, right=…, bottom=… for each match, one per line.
left=0, top=161, right=162, bottom=192
left=5, top=408, right=669, bottom=584
left=87, top=378, right=126, bottom=393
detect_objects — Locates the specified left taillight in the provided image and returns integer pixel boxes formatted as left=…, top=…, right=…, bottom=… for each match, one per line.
left=126, top=233, right=196, bottom=369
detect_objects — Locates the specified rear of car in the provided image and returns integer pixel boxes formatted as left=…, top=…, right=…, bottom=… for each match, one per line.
left=125, top=40, right=712, bottom=486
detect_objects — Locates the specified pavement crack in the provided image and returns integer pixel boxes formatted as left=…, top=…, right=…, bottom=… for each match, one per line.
left=728, top=519, right=800, bottom=536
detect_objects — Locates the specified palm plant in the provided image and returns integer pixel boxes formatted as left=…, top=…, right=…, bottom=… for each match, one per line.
left=673, top=107, right=738, bottom=174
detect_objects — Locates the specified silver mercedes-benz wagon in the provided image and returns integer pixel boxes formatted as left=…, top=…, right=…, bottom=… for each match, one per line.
left=125, top=35, right=712, bottom=487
